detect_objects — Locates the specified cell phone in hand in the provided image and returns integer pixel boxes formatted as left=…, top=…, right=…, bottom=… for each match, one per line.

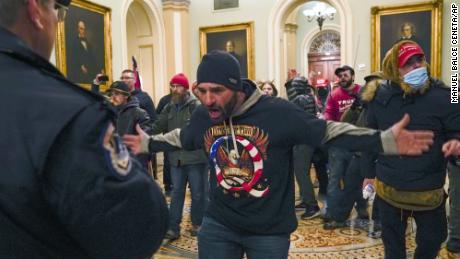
left=97, top=75, right=109, bottom=82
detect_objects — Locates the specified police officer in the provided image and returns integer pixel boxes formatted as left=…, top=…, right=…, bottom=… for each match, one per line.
left=0, top=0, right=167, bottom=258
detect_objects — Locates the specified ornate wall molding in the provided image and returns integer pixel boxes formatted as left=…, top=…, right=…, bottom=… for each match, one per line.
left=162, top=0, right=190, bottom=11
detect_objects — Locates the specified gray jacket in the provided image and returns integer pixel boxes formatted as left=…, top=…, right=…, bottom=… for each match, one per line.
left=151, top=94, right=207, bottom=166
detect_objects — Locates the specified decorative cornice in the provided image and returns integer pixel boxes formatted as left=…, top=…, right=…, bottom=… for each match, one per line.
left=162, top=0, right=190, bottom=11
left=284, top=23, right=298, bottom=33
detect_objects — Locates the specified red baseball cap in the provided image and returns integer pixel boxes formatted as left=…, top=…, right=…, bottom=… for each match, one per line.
left=398, top=43, right=424, bottom=67
left=315, top=78, right=329, bottom=87
left=170, top=73, right=189, bottom=89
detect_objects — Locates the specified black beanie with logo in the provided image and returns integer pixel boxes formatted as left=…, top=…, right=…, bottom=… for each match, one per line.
left=196, top=50, right=242, bottom=91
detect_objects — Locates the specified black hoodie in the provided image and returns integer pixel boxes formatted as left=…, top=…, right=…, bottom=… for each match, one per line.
left=168, top=83, right=387, bottom=235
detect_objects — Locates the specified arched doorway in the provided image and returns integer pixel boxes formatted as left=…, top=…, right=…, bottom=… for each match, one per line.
left=268, top=0, right=353, bottom=94
left=122, top=0, right=167, bottom=104
left=307, top=30, right=340, bottom=85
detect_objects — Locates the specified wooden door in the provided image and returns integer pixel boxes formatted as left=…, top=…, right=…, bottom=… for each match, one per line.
left=308, top=53, right=341, bottom=85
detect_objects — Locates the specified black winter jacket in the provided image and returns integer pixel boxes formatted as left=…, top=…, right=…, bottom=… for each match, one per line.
left=0, top=27, right=167, bottom=258
left=116, top=97, right=151, bottom=136
left=156, top=93, right=172, bottom=114
left=132, top=89, right=157, bottom=122
left=365, top=79, right=460, bottom=190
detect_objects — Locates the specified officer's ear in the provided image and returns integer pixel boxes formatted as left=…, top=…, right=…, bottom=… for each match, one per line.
left=26, top=0, right=45, bottom=30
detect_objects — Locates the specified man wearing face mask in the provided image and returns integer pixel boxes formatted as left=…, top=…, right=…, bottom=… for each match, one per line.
left=361, top=41, right=460, bottom=258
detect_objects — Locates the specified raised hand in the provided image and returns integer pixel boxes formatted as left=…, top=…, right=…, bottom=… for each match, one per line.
left=391, top=114, right=434, bottom=155
left=287, top=68, right=298, bottom=81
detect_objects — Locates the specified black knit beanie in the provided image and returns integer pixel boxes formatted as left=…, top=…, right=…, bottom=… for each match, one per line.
left=197, top=50, right=242, bottom=91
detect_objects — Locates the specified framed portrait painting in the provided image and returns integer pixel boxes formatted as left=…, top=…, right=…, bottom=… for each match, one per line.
left=55, top=0, right=112, bottom=90
left=199, top=22, right=255, bottom=79
left=371, top=0, right=442, bottom=77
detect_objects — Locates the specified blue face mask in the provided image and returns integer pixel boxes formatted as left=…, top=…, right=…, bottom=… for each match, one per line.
left=403, top=67, right=428, bottom=89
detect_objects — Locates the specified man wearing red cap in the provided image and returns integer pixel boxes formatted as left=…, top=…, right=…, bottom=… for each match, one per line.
left=361, top=40, right=460, bottom=258
left=151, top=73, right=208, bottom=240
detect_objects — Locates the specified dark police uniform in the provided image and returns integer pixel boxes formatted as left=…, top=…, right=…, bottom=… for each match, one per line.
left=0, top=27, right=168, bottom=258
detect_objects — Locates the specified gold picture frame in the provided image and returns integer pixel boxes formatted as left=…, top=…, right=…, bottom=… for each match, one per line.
left=371, top=0, right=442, bottom=77
left=55, top=0, right=112, bottom=90
left=199, top=22, right=255, bottom=79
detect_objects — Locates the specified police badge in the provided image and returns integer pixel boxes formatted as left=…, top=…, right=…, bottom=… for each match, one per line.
left=102, top=123, right=132, bottom=177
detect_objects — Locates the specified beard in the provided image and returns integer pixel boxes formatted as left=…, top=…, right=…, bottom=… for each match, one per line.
left=171, top=92, right=186, bottom=104
left=339, top=79, right=353, bottom=89
left=208, top=92, right=238, bottom=122
left=223, top=92, right=238, bottom=118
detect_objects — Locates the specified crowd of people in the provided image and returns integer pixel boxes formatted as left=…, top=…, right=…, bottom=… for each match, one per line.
left=1, top=0, right=459, bottom=259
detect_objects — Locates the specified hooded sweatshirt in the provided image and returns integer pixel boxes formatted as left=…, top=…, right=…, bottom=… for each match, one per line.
left=159, top=83, right=392, bottom=235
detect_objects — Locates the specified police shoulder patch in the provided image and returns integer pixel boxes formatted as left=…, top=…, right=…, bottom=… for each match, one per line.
left=102, top=123, right=132, bottom=177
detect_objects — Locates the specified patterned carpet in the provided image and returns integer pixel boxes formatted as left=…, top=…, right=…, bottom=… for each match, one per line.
left=152, top=194, right=449, bottom=259
left=151, top=160, right=449, bottom=259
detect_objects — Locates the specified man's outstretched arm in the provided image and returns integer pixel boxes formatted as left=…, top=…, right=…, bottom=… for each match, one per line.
left=324, top=114, right=434, bottom=155
left=123, top=125, right=182, bottom=155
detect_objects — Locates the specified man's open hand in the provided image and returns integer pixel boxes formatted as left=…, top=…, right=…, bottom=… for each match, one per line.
left=123, top=124, right=148, bottom=155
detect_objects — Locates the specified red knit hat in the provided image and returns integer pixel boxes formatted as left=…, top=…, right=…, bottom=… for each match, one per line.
left=398, top=43, right=424, bottom=67
left=170, top=73, right=189, bottom=89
